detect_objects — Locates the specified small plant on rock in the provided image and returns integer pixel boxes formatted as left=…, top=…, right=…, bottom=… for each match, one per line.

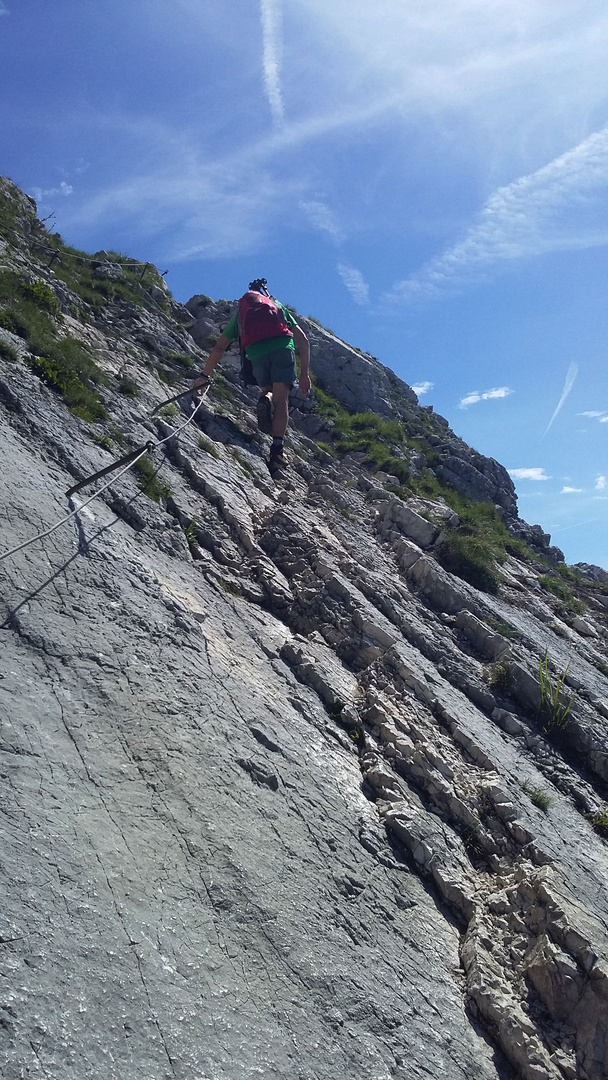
left=0, top=308, right=26, bottom=336
left=485, top=616, right=519, bottom=640
left=231, top=450, right=254, bottom=476
left=134, top=456, right=171, bottom=503
left=591, top=809, right=608, bottom=836
left=537, top=651, right=574, bottom=735
left=183, top=516, right=197, bottom=544
left=520, top=780, right=554, bottom=813
left=198, top=436, right=220, bottom=459
left=437, top=532, right=501, bottom=595
left=327, top=700, right=345, bottom=720
left=486, top=662, right=512, bottom=692
left=118, top=374, right=139, bottom=397
left=0, top=338, right=19, bottom=362
left=20, top=277, right=60, bottom=315
left=93, top=434, right=114, bottom=452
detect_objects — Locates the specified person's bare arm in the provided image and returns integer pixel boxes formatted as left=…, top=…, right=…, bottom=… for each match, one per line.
left=293, top=323, right=310, bottom=395
left=191, top=333, right=231, bottom=392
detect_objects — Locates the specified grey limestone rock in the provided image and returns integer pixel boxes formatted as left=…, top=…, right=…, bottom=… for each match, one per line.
left=1, top=179, right=608, bottom=1080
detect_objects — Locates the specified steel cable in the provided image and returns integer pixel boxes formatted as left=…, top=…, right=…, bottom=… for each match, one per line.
left=0, top=392, right=207, bottom=564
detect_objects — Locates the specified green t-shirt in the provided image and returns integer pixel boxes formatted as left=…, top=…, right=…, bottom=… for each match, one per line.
left=223, top=301, right=297, bottom=361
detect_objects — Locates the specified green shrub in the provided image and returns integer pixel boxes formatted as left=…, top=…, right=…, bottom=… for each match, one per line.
left=437, top=532, right=501, bottom=594
left=505, top=535, right=538, bottom=561
left=314, top=440, right=337, bottom=460
left=486, top=662, right=512, bottom=692
left=555, top=598, right=587, bottom=618
left=20, top=278, right=60, bottom=315
left=183, top=516, right=197, bottom=544
left=28, top=353, right=107, bottom=421
left=0, top=308, right=27, bottom=336
left=327, top=700, right=345, bottom=720
left=118, top=375, right=139, bottom=397
left=0, top=273, right=108, bottom=420
left=134, top=456, right=171, bottom=503
left=0, top=339, right=18, bottom=362
left=539, top=575, right=573, bottom=601
left=592, top=809, right=608, bottom=836
left=556, top=563, right=583, bottom=585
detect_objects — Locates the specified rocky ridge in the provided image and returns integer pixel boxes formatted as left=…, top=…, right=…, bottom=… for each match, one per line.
left=1, top=178, right=608, bottom=1080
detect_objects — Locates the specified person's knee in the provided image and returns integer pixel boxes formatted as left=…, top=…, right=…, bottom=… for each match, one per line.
left=272, top=381, right=290, bottom=404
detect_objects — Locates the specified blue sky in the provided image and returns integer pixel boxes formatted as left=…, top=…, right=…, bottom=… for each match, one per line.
left=2, top=0, right=608, bottom=567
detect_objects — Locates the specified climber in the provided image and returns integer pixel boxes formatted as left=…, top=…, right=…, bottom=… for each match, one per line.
left=190, top=279, right=310, bottom=479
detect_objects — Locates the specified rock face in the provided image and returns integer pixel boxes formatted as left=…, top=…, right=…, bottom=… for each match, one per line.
left=1, top=179, right=608, bottom=1080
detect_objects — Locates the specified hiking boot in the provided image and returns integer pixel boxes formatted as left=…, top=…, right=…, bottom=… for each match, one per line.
left=268, top=445, right=288, bottom=479
left=256, top=393, right=273, bottom=434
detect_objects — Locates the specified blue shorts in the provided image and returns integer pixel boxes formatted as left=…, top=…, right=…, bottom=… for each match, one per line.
left=251, top=347, right=297, bottom=389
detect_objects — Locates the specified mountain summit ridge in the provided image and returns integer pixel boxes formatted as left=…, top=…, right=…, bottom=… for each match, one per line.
left=1, top=177, right=608, bottom=1080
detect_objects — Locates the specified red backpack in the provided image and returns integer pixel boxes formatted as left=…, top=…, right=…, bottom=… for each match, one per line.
left=238, top=291, right=293, bottom=350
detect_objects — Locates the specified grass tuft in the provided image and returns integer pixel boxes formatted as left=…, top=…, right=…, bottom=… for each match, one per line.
left=118, top=375, right=139, bottom=397
left=0, top=338, right=19, bottom=362
left=437, top=532, right=501, bottom=594
left=134, top=456, right=171, bottom=503
left=93, top=434, right=114, bottom=452
left=485, top=616, right=520, bottom=640
left=537, top=651, right=574, bottom=735
left=520, top=780, right=554, bottom=812
left=198, top=436, right=220, bottom=459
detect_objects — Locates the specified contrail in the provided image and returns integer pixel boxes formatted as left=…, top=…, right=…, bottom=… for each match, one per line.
left=261, top=0, right=284, bottom=127
left=543, top=362, right=578, bottom=436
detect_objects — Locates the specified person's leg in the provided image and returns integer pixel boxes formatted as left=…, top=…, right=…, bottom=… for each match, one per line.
left=270, top=382, right=290, bottom=439
left=268, top=381, right=291, bottom=475
left=256, top=383, right=273, bottom=433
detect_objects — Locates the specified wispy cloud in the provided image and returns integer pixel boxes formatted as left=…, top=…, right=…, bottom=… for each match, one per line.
left=337, top=263, right=369, bottom=305
left=261, top=0, right=284, bottom=127
left=458, top=386, right=512, bottom=409
left=561, top=486, right=582, bottom=494
left=579, top=410, right=607, bottom=419
left=596, top=475, right=606, bottom=490
left=543, top=362, right=578, bottom=435
left=31, top=181, right=73, bottom=201
left=300, top=200, right=344, bottom=243
left=387, top=126, right=608, bottom=304
left=509, top=468, right=550, bottom=481
left=411, top=381, right=434, bottom=397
